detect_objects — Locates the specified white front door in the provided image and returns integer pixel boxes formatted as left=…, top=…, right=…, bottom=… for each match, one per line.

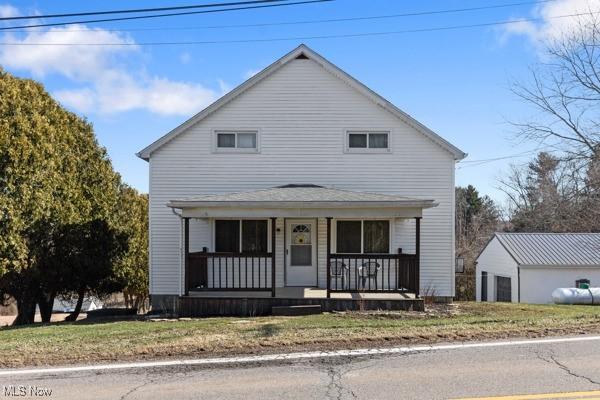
left=285, top=219, right=317, bottom=287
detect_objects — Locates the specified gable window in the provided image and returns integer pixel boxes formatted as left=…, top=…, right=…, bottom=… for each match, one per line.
left=336, top=220, right=390, bottom=254
left=215, top=130, right=258, bottom=152
left=214, top=219, right=268, bottom=253
left=346, top=131, right=390, bottom=152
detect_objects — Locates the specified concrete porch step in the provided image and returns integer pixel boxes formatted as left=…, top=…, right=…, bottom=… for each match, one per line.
left=271, top=304, right=322, bottom=316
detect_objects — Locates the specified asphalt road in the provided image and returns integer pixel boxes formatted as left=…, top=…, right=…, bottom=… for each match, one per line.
left=2, top=336, right=600, bottom=400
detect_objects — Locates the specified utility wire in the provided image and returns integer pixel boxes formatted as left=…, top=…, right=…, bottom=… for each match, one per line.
left=457, top=148, right=557, bottom=169
left=0, top=0, right=332, bottom=31
left=461, top=150, right=546, bottom=163
left=0, top=0, right=292, bottom=21
left=1, top=10, right=596, bottom=45
left=2, top=0, right=558, bottom=33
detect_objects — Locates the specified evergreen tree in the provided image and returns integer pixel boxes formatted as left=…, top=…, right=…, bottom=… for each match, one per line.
left=0, top=69, right=122, bottom=324
left=455, top=185, right=500, bottom=300
left=114, top=185, right=149, bottom=312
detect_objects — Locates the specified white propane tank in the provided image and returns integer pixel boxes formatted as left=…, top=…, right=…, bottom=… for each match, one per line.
left=552, top=287, right=600, bottom=305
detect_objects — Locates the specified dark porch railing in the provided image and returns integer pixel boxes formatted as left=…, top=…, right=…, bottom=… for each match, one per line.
left=184, top=217, right=276, bottom=297
left=324, top=217, right=421, bottom=297
left=186, top=251, right=275, bottom=294
left=327, top=253, right=419, bottom=294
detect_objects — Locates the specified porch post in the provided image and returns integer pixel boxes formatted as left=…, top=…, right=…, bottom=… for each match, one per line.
left=326, top=217, right=332, bottom=298
left=184, top=217, right=190, bottom=296
left=271, top=217, right=276, bottom=298
left=415, top=217, right=421, bottom=298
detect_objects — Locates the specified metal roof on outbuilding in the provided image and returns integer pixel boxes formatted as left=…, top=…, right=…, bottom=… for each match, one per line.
left=494, top=233, right=600, bottom=266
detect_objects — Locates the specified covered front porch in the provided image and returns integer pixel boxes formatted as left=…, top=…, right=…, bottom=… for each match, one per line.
left=170, top=185, right=434, bottom=313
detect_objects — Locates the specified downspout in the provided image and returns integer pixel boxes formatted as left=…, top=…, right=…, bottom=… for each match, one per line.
left=517, top=265, right=521, bottom=303
left=171, top=208, right=183, bottom=296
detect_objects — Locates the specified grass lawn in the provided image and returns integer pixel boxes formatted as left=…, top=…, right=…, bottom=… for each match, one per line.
left=1, top=302, right=600, bottom=368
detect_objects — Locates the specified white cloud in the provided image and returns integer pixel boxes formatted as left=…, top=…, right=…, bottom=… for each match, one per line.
left=179, top=52, right=191, bottom=64
left=53, top=87, right=96, bottom=113
left=217, top=79, right=233, bottom=94
left=0, top=25, right=137, bottom=79
left=244, top=68, right=261, bottom=79
left=54, top=70, right=220, bottom=116
left=501, top=0, right=600, bottom=44
left=0, top=4, right=18, bottom=18
left=0, top=19, right=223, bottom=116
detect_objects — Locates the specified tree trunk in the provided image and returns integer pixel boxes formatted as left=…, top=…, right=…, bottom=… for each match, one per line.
left=38, top=292, right=55, bottom=323
left=13, top=297, right=36, bottom=326
left=123, top=291, right=131, bottom=309
left=65, top=288, right=85, bottom=322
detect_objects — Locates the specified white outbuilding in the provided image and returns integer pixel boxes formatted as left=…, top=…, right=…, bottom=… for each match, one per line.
left=476, top=233, right=600, bottom=304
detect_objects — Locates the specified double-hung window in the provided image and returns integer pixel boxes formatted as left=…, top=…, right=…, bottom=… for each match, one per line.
left=214, top=130, right=258, bottom=152
left=336, top=220, right=390, bottom=254
left=214, top=219, right=268, bottom=253
left=346, top=131, right=390, bottom=152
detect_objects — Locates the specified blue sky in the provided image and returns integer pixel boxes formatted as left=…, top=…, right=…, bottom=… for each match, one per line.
left=0, top=0, right=592, bottom=203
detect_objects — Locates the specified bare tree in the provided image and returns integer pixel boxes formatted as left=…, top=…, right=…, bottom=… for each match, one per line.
left=512, top=12, right=600, bottom=166
left=499, top=151, right=600, bottom=232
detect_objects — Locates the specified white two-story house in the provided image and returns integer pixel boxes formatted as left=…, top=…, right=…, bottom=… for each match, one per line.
left=137, top=44, right=466, bottom=316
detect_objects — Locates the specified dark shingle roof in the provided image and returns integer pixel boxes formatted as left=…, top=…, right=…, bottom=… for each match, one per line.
left=495, top=233, right=600, bottom=266
left=168, top=186, right=437, bottom=209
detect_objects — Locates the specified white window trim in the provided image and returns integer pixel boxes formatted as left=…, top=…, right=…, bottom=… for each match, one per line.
left=343, top=129, right=392, bottom=153
left=211, top=218, right=272, bottom=253
left=212, top=129, right=261, bottom=153
left=331, top=218, right=393, bottom=254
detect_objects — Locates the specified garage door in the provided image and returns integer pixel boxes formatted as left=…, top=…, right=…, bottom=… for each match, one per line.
left=496, top=276, right=511, bottom=302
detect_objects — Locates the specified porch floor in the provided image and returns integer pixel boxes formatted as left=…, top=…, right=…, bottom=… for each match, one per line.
left=188, top=287, right=416, bottom=300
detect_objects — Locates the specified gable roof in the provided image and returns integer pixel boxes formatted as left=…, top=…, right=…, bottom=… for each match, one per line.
left=136, top=44, right=467, bottom=161
left=167, top=185, right=437, bottom=209
left=489, top=233, right=600, bottom=267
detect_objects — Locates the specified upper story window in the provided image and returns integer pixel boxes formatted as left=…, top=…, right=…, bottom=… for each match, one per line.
left=214, top=130, right=259, bottom=152
left=345, top=131, right=390, bottom=153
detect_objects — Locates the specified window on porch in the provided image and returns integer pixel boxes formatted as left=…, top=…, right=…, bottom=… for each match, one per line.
left=336, top=220, right=390, bottom=254
left=214, top=219, right=268, bottom=253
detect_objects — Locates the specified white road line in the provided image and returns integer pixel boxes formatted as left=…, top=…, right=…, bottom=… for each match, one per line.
left=2, top=335, right=600, bottom=377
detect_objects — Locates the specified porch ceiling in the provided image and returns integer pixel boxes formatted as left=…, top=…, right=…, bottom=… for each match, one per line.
left=168, top=185, right=437, bottom=218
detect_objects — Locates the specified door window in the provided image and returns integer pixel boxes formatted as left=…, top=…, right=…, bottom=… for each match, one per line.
left=290, top=224, right=312, bottom=266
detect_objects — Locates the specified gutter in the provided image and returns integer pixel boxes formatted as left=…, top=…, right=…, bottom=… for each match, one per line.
left=166, top=200, right=439, bottom=209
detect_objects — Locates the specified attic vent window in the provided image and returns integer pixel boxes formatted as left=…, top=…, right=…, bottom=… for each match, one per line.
left=295, top=53, right=309, bottom=59
left=214, top=130, right=259, bottom=153
left=345, top=131, right=391, bottom=153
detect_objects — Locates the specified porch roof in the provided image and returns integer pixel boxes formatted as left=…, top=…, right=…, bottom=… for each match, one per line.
left=168, top=185, right=437, bottom=218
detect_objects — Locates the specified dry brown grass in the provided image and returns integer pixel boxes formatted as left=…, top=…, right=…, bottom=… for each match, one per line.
left=1, top=302, right=599, bottom=368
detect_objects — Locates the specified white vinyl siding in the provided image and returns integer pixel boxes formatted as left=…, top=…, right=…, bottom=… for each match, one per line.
left=520, top=268, right=600, bottom=304
left=475, top=237, right=519, bottom=302
left=148, top=58, right=456, bottom=296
